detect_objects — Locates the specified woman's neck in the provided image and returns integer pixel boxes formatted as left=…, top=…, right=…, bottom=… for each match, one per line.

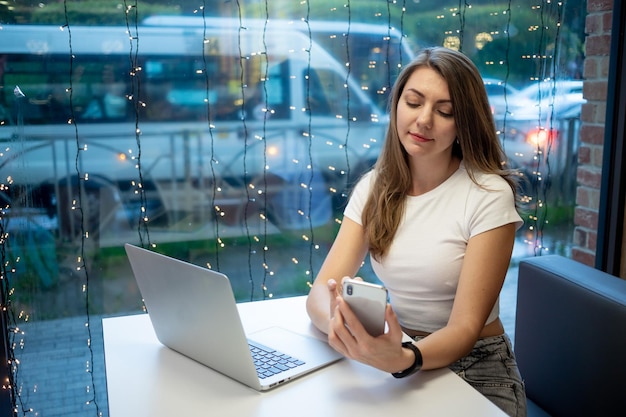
left=408, top=156, right=461, bottom=196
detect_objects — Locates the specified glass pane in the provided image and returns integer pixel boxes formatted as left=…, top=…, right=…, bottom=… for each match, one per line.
left=0, top=1, right=588, bottom=415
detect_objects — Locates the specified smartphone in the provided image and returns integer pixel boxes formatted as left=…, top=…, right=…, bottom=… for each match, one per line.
left=341, top=278, right=388, bottom=337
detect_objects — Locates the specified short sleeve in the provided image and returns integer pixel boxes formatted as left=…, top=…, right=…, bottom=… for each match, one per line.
left=343, top=171, right=375, bottom=226
left=467, top=174, right=523, bottom=237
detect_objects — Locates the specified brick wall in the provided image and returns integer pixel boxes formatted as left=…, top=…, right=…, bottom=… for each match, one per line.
left=572, top=0, right=613, bottom=266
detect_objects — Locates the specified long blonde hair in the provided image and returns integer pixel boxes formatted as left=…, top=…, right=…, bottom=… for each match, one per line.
left=362, top=47, right=518, bottom=261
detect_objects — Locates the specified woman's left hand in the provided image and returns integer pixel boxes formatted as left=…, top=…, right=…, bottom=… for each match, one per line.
left=328, top=297, right=410, bottom=373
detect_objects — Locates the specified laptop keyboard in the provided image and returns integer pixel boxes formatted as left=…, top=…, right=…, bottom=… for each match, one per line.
left=249, top=342, right=306, bottom=379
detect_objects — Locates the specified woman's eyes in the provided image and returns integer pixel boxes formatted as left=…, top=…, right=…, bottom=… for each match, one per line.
left=405, top=101, right=453, bottom=117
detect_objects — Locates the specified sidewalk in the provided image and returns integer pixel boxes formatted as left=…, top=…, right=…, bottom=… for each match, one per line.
left=13, top=316, right=109, bottom=417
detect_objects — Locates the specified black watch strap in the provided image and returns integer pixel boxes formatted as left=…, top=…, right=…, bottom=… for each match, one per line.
left=391, top=341, right=423, bottom=378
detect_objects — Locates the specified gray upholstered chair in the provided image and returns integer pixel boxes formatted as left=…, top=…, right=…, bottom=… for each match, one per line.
left=515, top=255, right=626, bottom=417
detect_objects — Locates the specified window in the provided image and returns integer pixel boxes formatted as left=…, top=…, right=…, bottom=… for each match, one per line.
left=0, top=2, right=591, bottom=415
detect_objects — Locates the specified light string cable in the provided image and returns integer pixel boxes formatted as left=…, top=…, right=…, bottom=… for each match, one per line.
left=500, top=0, right=513, bottom=154
left=399, top=0, right=407, bottom=66
left=385, top=1, right=392, bottom=91
left=528, top=1, right=550, bottom=255
left=343, top=0, right=352, bottom=181
left=303, top=0, right=317, bottom=285
left=235, top=0, right=256, bottom=301
left=1, top=82, right=22, bottom=415
left=332, top=0, right=352, bottom=226
left=2, top=45, right=25, bottom=417
left=200, top=2, right=222, bottom=271
left=259, top=0, right=271, bottom=299
left=385, top=0, right=393, bottom=92
left=538, top=0, right=563, bottom=256
left=528, top=1, right=562, bottom=256
left=124, top=0, right=151, bottom=247
left=0, top=204, right=19, bottom=416
left=457, top=0, right=469, bottom=52
left=4, top=40, right=29, bottom=417
left=530, top=1, right=547, bottom=256
left=62, top=0, right=101, bottom=414
left=545, top=1, right=564, bottom=230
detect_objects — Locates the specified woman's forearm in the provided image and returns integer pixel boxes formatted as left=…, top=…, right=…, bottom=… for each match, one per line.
left=306, top=283, right=332, bottom=334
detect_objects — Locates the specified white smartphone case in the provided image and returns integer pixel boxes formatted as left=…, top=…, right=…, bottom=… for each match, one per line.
left=342, top=279, right=388, bottom=336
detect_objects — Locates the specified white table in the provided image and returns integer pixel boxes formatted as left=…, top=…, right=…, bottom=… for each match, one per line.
left=103, top=296, right=507, bottom=417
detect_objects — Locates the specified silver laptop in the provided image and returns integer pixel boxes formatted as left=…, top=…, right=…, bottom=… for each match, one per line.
left=124, top=243, right=342, bottom=391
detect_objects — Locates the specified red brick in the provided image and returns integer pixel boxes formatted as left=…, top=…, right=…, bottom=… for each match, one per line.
left=588, top=189, right=601, bottom=210
left=576, top=187, right=590, bottom=207
left=581, top=101, right=607, bottom=125
left=583, top=80, right=608, bottom=101
left=603, top=11, right=614, bottom=32
left=578, top=145, right=591, bottom=164
left=580, top=124, right=606, bottom=145
left=580, top=102, right=593, bottom=122
left=588, top=0, right=614, bottom=13
left=585, top=10, right=613, bottom=34
left=572, top=227, right=598, bottom=251
left=572, top=247, right=596, bottom=267
left=592, top=145, right=604, bottom=167
left=577, top=166, right=603, bottom=188
left=588, top=230, right=597, bottom=251
left=573, top=227, right=588, bottom=246
left=583, top=58, right=598, bottom=79
left=574, top=206, right=599, bottom=229
left=595, top=102, right=607, bottom=124
left=585, top=34, right=612, bottom=55
left=600, top=55, right=611, bottom=78
left=585, top=13, right=602, bottom=34
left=575, top=187, right=601, bottom=209
left=576, top=187, right=589, bottom=207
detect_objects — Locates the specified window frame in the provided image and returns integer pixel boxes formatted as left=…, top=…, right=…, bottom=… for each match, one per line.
left=597, top=2, right=626, bottom=275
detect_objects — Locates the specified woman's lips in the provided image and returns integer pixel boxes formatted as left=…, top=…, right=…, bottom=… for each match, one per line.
left=410, top=132, right=432, bottom=142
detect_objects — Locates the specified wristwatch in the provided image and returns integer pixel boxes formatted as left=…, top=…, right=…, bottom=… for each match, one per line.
left=391, top=341, right=423, bottom=378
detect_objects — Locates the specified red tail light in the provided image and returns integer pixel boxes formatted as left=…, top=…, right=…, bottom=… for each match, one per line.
left=525, top=127, right=558, bottom=148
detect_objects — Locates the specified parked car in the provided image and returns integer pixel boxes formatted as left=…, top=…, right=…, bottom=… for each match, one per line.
left=499, top=80, right=585, bottom=187
left=507, top=80, right=585, bottom=121
left=482, top=77, right=520, bottom=119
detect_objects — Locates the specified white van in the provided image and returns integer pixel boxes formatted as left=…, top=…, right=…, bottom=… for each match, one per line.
left=143, top=16, right=417, bottom=111
left=0, top=24, right=386, bottom=243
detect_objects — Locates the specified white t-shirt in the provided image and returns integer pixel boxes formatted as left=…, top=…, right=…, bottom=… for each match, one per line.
left=344, top=162, right=523, bottom=333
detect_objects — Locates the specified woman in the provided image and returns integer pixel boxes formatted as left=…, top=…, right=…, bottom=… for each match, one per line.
left=306, top=47, right=527, bottom=417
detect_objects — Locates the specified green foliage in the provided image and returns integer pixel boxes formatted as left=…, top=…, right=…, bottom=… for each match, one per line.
left=1, top=0, right=181, bottom=25
left=242, top=1, right=585, bottom=86
left=2, top=0, right=584, bottom=86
